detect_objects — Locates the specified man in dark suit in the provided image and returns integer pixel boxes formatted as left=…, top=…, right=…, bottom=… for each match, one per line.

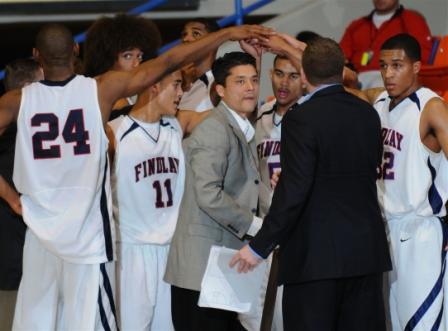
left=231, top=37, right=392, bottom=331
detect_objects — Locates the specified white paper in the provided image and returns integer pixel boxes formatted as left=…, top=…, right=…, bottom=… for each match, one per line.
left=198, top=245, right=268, bottom=313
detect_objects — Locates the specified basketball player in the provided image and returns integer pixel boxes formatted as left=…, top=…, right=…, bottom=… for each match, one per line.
left=108, top=70, right=208, bottom=331
left=354, top=34, right=448, bottom=331
left=0, top=23, right=273, bottom=330
left=179, top=18, right=220, bottom=112
left=84, top=14, right=162, bottom=111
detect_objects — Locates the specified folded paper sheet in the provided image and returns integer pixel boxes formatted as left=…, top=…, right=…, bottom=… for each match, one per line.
left=198, top=245, right=268, bottom=313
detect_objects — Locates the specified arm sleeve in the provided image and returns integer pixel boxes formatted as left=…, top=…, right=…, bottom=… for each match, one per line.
left=250, top=112, right=317, bottom=258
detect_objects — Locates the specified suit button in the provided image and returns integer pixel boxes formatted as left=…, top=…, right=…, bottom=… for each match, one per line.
left=254, top=179, right=259, bottom=184
left=251, top=208, right=257, bottom=213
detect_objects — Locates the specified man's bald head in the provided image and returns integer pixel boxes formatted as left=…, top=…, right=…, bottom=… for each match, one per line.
left=35, top=24, right=75, bottom=66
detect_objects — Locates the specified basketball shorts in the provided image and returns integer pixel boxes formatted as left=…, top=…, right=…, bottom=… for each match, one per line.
left=116, top=242, right=174, bottom=331
left=13, top=230, right=118, bottom=330
left=387, top=215, right=448, bottom=331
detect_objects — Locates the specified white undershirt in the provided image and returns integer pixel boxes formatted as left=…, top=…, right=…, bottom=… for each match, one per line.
left=372, top=11, right=395, bottom=28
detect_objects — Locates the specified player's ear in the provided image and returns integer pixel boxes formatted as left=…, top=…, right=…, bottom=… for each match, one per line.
left=300, top=67, right=310, bottom=88
left=413, top=60, right=421, bottom=75
left=269, top=68, right=274, bottom=80
left=215, top=83, right=225, bottom=98
left=73, top=43, right=80, bottom=57
left=32, top=48, right=39, bottom=61
left=150, top=83, right=161, bottom=95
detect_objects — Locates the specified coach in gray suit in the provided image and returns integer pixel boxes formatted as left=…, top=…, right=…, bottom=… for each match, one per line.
left=164, top=52, right=261, bottom=331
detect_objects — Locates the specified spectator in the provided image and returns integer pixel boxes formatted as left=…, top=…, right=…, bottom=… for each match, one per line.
left=340, top=0, right=432, bottom=88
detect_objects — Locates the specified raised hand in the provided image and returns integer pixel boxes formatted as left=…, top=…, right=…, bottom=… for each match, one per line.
left=227, top=24, right=275, bottom=42
left=239, top=39, right=264, bottom=59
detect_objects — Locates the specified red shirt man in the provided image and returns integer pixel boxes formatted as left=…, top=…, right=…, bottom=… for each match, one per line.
left=340, top=1, right=432, bottom=74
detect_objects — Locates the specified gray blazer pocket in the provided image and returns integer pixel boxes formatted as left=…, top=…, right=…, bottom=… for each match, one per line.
left=188, top=223, right=223, bottom=242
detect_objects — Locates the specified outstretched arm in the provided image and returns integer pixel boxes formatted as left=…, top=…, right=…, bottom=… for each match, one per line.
left=97, top=25, right=274, bottom=125
left=176, top=109, right=210, bottom=136
left=262, top=33, right=306, bottom=71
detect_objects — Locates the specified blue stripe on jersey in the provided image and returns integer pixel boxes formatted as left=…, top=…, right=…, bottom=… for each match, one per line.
left=160, top=118, right=170, bottom=127
left=405, top=219, right=447, bottom=331
left=100, top=264, right=119, bottom=326
left=374, top=97, right=387, bottom=105
left=427, top=158, right=443, bottom=215
left=120, top=122, right=139, bottom=142
left=100, top=154, right=113, bottom=261
left=409, top=92, right=421, bottom=111
left=98, top=288, right=112, bottom=331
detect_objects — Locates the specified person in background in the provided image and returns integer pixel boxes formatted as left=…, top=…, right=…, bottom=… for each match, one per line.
left=83, top=14, right=162, bottom=111
left=0, top=58, right=43, bottom=331
left=340, top=0, right=432, bottom=88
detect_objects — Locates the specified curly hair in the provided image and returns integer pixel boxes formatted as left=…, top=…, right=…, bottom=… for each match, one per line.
left=83, top=14, right=162, bottom=77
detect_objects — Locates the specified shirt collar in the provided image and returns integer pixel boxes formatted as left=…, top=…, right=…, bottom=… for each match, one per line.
left=221, top=101, right=255, bottom=142
left=299, top=83, right=341, bottom=104
left=366, top=4, right=403, bottom=20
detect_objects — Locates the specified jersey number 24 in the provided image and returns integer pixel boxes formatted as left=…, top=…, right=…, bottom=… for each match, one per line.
left=31, top=109, right=91, bottom=159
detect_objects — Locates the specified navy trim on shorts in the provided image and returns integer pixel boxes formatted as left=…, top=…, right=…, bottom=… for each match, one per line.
left=100, top=154, right=113, bottom=261
left=404, top=219, right=447, bottom=330
left=427, top=158, right=443, bottom=215
left=98, top=289, right=112, bottom=331
left=100, top=264, right=119, bottom=326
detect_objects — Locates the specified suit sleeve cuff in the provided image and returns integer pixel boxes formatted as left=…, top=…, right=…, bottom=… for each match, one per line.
left=246, top=216, right=263, bottom=237
left=248, top=243, right=264, bottom=260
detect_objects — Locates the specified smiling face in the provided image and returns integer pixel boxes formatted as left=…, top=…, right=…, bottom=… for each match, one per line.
left=113, top=48, right=143, bottom=71
left=270, top=57, right=303, bottom=110
left=154, top=70, right=184, bottom=116
left=216, top=64, right=259, bottom=118
left=379, top=48, right=420, bottom=103
left=181, top=22, right=209, bottom=43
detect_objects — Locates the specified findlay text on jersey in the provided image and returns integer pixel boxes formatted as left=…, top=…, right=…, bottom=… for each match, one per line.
left=134, top=156, right=180, bottom=182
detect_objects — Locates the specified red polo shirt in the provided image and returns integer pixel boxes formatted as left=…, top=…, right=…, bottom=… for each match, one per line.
left=340, top=5, right=432, bottom=72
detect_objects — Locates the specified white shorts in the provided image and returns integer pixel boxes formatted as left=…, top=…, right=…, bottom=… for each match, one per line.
left=387, top=216, right=448, bottom=331
left=116, top=243, right=174, bottom=331
left=238, top=253, right=284, bottom=331
left=13, top=230, right=118, bottom=331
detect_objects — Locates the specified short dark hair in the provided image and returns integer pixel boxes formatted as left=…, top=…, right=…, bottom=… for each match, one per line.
left=35, top=24, right=74, bottom=67
left=273, top=55, right=292, bottom=68
left=381, top=33, right=421, bottom=62
left=185, top=18, right=220, bottom=33
left=302, top=37, right=344, bottom=85
left=212, top=52, right=257, bottom=86
left=295, top=30, right=321, bottom=44
left=83, top=14, right=162, bottom=77
left=4, top=58, right=42, bottom=91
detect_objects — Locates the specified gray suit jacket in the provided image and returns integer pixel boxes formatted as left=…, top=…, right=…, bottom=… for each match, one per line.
left=164, top=104, right=260, bottom=291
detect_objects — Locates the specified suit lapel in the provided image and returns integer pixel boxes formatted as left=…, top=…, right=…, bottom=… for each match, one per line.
left=217, top=104, right=259, bottom=171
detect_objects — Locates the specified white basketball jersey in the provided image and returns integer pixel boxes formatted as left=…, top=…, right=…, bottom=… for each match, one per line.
left=13, top=75, right=114, bottom=264
left=255, top=100, right=285, bottom=217
left=109, top=115, right=185, bottom=245
left=256, top=100, right=282, bottom=191
left=374, top=88, right=448, bottom=219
